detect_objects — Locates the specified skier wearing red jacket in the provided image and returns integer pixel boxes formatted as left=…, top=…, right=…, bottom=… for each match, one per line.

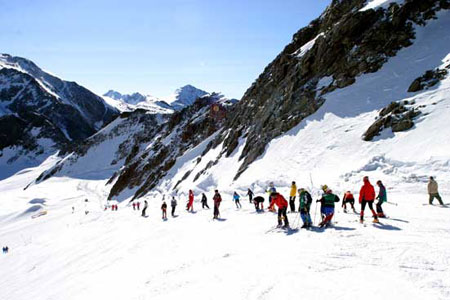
left=187, top=190, right=194, bottom=212
left=269, top=192, right=289, bottom=228
left=359, top=176, right=379, bottom=223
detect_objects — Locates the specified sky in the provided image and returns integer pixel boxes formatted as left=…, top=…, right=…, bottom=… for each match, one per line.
left=0, top=0, right=331, bottom=100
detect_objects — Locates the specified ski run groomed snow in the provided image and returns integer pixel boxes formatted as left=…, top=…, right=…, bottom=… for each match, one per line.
left=1, top=5, right=450, bottom=300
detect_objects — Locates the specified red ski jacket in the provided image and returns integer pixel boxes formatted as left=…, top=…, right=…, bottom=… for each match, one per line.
left=269, top=193, right=288, bottom=209
left=189, top=191, right=194, bottom=204
left=359, top=178, right=376, bottom=203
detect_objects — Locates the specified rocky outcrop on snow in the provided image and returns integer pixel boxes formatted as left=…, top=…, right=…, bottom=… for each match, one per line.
left=363, top=100, right=422, bottom=141
left=407, top=66, right=450, bottom=92
left=191, top=0, right=450, bottom=180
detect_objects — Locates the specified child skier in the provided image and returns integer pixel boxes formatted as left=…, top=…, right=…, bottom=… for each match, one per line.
left=266, top=182, right=277, bottom=212
left=268, top=192, right=289, bottom=229
left=213, top=190, right=222, bottom=219
left=247, top=188, right=254, bottom=203
left=171, top=196, right=177, bottom=217
left=342, top=191, right=356, bottom=213
left=233, top=191, right=242, bottom=209
left=201, top=193, right=210, bottom=209
left=132, top=202, right=136, bottom=210
left=161, top=201, right=167, bottom=220
left=298, top=188, right=312, bottom=228
left=317, top=186, right=340, bottom=228
left=142, top=200, right=148, bottom=217
left=376, top=180, right=387, bottom=218
left=253, top=196, right=265, bottom=211
left=187, top=190, right=194, bottom=212
left=359, top=176, right=379, bottom=223
left=289, top=181, right=297, bottom=213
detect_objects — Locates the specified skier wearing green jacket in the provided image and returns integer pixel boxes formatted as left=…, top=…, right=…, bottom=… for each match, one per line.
left=298, top=188, right=312, bottom=228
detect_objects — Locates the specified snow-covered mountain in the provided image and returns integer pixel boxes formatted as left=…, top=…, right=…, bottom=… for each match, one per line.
left=167, top=84, right=209, bottom=111
left=0, top=54, right=118, bottom=179
left=103, top=90, right=173, bottom=114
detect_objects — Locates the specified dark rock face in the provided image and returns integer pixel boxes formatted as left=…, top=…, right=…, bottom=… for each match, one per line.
left=107, top=94, right=234, bottom=200
left=198, top=0, right=449, bottom=180
left=0, top=55, right=118, bottom=160
left=363, top=101, right=421, bottom=141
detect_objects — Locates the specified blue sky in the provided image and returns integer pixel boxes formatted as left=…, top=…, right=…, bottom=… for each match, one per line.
left=0, top=0, right=331, bottom=99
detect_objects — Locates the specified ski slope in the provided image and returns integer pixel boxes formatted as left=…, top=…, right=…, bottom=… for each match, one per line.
left=0, top=162, right=449, bottom=300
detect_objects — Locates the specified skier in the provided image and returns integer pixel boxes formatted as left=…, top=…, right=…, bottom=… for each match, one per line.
left=2, top=246, right=8, bottom=254
left=376, top=180, right=387, bottom=218
left=233, top=191, right=242, bottom=209
left=171, top=196, right=177, bottom=217
left=132, top=202, right=136, bottom=210
left=268, top=192, right=289, bottom=228
left=253, top=196, right=265, bottom=211
left=289, top=181, right=297, bottom=213
left=266, top=182, right=277, bottom=212
left=136, top=202, right=140, bottom=210
left=342, top=191, right=356, bottom=213
left=428, top=176, right=444, bottom=205
left=247, top=188, right=254, bottom=203
left=187, top=190, right=194, bottom=212
left=84, top=199, right=89, bottom=215
left=359, top=176, right=379, bottom=223
left=201, top=193, right=210, bottom=209
left=161, top=201, right=167, bottom=219
left=298, top=188, right=312, bottom=228
left=317, top=187, right=340, bottom=228
left=142, top=200, right=148, bottom=217
left=213, top=190, right=222, bottom=219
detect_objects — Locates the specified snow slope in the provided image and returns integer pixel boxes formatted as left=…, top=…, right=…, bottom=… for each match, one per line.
left=0, top=161, right=449, bottom=300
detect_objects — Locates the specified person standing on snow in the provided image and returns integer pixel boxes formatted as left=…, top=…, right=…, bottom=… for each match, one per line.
left=142, top=200, right=148, bottom=217
left=316, top=187, right=340, bottom=228
left=289, top=181, right=297, bottom=213
left=247, top=188, right=254, bottom=204
left=136, top=202, right=140, bottom=210
left=342, top=191, right=356, bottom=213
left=269, top=192, right=289, bottom=228
left=171, top=196, right=177, bottom=217
left=213, top=190, right=222, bottom=219
left=84, top=199, right=90, bottom=215
left=132, top=202, right=136, bottom=210
left=376, top=181, right=387, bottom=218
left=298, top=188, right=312, bottom=228
left=187, top=190, right=194, bottom=212
left=359, top=176, right=379, bottom=223
left=201, top=193, right=210, bottom=209
left=428, top=177, right=444, bottom=205
left=161, top=201, right=167, bottom=219
left=266, top=182, right=277, bottom=212
left=233, top=191, right=242, bottom=209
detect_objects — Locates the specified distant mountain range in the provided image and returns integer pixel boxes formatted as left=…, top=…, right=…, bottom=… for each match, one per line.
left=103, top=84, right=237, bottom=113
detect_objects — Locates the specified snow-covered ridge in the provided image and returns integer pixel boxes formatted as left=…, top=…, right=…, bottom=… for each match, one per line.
left=360, top=0, right=405, bottom=12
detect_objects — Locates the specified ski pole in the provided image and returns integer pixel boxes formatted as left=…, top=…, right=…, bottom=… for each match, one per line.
left=387, top=201, right=398, bottom=206
left=313, top=200, right=318, bottom=225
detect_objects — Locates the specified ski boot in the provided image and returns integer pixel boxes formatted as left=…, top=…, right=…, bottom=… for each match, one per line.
left=372, top=216, right=379, bottom=223
left=359, top=216, right=364, bottom=224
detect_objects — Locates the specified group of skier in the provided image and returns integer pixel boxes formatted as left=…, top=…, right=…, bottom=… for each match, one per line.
left=250, top=175, right=390, bottom=229
left=112, top=175, right=444, bottom=231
